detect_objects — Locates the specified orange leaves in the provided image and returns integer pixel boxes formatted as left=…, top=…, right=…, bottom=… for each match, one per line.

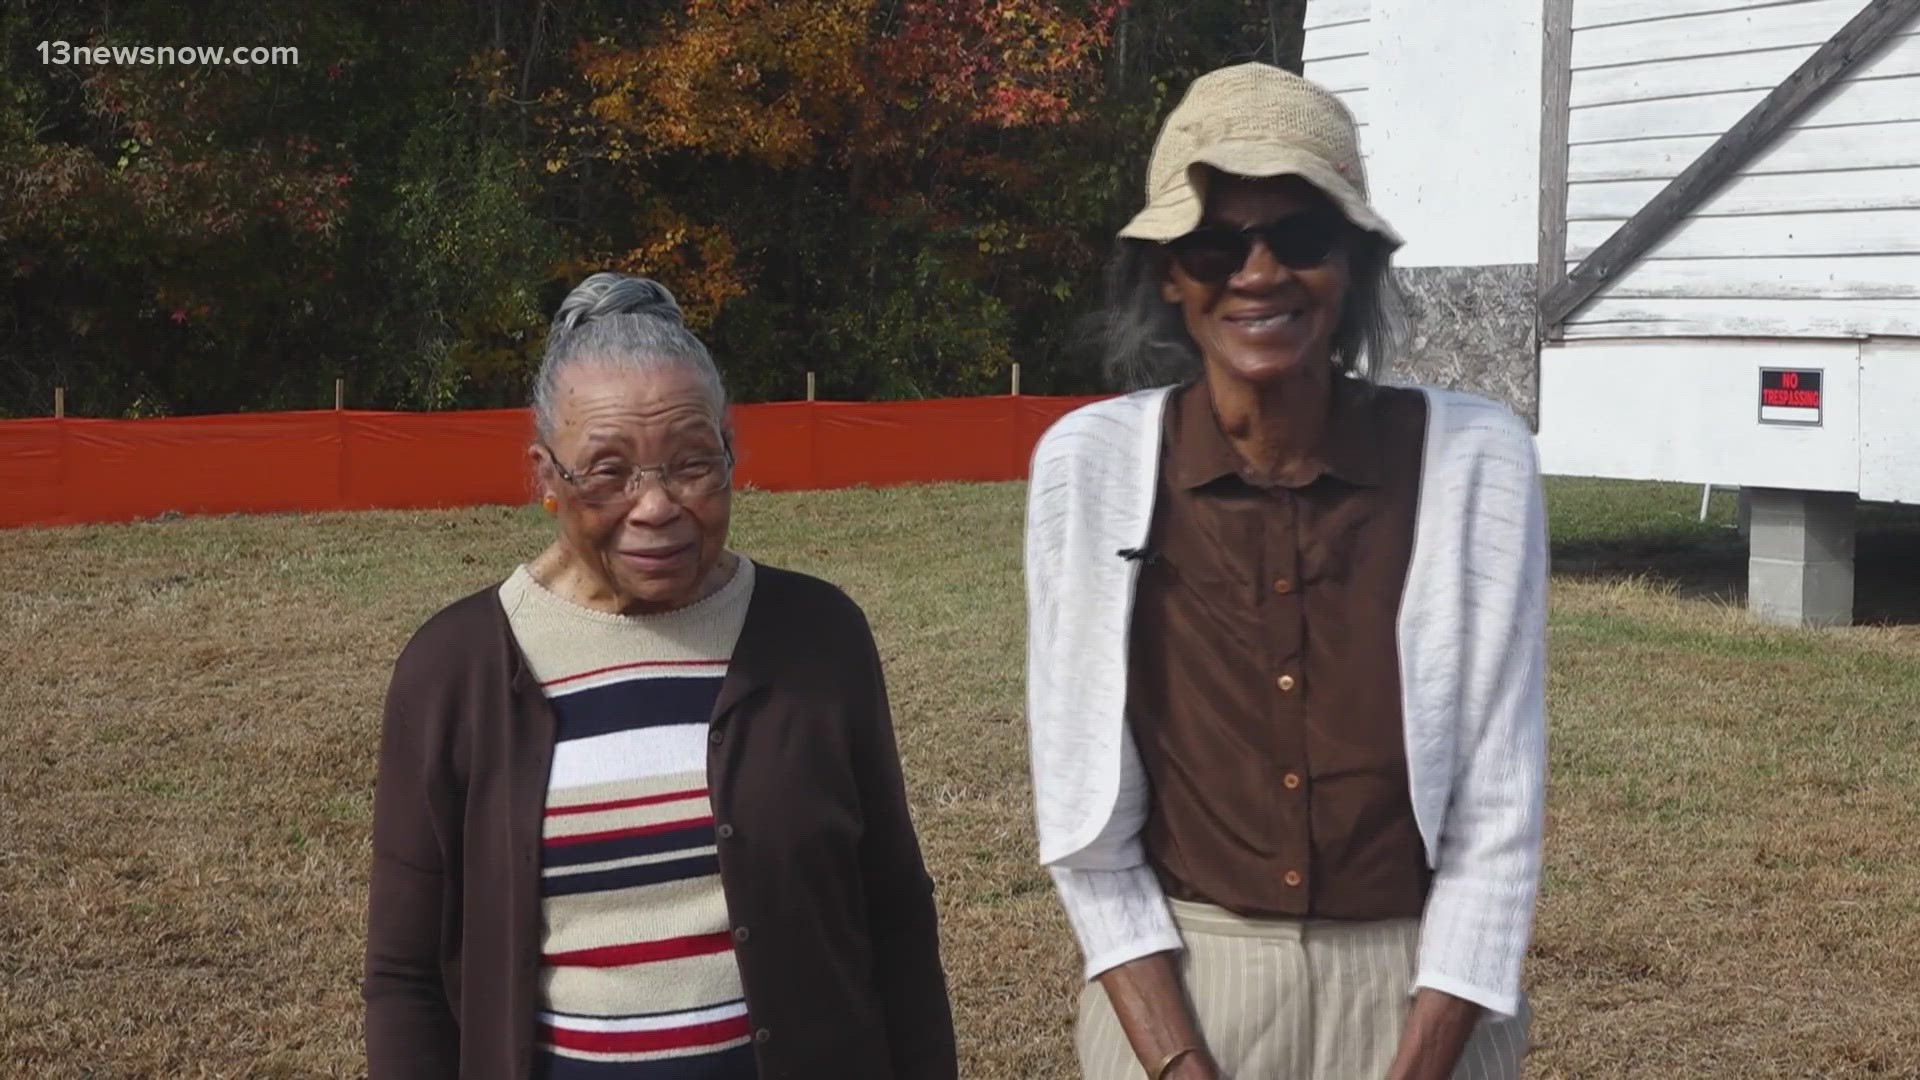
left=881, top=0, right=1122, bottom=129
left=565, top=0, right=1120, bottom=169
left=579, top=0, right=876, bottom=168
left=520, top=0, right=1122, bottom=337
left=560, top=205, right=748, bottom=332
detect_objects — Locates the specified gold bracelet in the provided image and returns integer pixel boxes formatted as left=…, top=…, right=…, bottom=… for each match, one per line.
left=1150, top=1045, right=1200, bottom=1080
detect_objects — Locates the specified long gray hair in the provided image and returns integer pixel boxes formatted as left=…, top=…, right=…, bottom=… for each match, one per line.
left=531, top=273, right=730, bottom=441
left=1093, top=221, right=1405, bottom=391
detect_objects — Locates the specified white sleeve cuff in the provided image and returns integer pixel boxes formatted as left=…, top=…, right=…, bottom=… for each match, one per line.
left=1412, top=969, right=1522, bottom=1020
left=1048, top=864, right=1184, bottom=981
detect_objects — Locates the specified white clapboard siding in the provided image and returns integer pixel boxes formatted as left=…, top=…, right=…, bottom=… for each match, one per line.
left=1570, top=30, right=1920, bottom=107
left=1569, top=255, right=1920, bottom=299
left=1304, top=18, right=1371, bottom=61
left=1551, top=0, right=1920, bottom=340
left=1569, top=166, right=1920, bottom=220
left=1570, top=72, right=1920, bottom=144
left=1305, top=0, right=1369, bottom=30
left=1330, top=89, right=1369, bottom=127
left=1564, top=297, right=1920, bottom=338
left=1304, top=51, right=1369, bottom=93
left=1573, top=0, right=1810, bottom=32
left=1572, top=0, right=1862, bottom=70
left=1566, top=49, right=1920, bottom=340
left=1568, top=207, right=1920, bottom=261
left=1568, top=118, right=1920, bottom=182
left=1303, top=0, right=1370, bottom=128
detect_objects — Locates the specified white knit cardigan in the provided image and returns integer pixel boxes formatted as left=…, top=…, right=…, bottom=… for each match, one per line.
left=1023, top=382, right=1547, bottom=1018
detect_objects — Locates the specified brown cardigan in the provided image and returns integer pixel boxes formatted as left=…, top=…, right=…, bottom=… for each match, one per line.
left=364, top=562, right=958, bottom=1080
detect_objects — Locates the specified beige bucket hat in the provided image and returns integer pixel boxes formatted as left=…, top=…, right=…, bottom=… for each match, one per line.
left=1119, top=62, right=1402, bottom=250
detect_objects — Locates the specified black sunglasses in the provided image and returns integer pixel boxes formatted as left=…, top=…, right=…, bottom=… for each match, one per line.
left=1166, top=212, right=1348, bottom=284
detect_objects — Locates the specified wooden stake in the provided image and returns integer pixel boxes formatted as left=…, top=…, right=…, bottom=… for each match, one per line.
left=334, top=378, right=344, bottom=411
left=54, top=387, right=65, bottom=419
left=1011, top=363, right=1022, bottom=396
left=806, top=371, right=816, bottom=402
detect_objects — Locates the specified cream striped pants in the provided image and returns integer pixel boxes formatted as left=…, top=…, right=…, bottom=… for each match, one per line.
left=1076, top=900, right=1530, bottom=1080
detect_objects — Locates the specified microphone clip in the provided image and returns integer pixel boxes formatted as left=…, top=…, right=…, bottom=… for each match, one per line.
left=1116, top=547, right=1163, bottom=566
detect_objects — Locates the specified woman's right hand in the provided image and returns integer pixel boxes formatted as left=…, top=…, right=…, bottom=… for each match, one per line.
left=1092, top=951, right=1217, bottom=1080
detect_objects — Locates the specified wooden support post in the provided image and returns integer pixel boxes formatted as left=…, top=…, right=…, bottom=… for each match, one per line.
left=334, top=378, right=344, bottom=411
left=806, top=371, right=816, bottom=402
left=1536, top=0, right=1575, bottom=329
left=54, top=387, right=65, bottom=419
left=1011, top=363, right=1022, bottom=396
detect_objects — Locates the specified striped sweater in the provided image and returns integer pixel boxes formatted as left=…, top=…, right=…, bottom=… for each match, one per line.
left=499, top=558, right=759, bottom=1079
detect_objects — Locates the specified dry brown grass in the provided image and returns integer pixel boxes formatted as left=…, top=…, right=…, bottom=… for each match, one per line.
left=2, top=481, right=1917, bottom=1078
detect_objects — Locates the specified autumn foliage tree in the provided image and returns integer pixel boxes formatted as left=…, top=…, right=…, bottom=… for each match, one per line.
left=3, top=1, right=360, bottom=415
left=1, top=0, right=1300, bottom=417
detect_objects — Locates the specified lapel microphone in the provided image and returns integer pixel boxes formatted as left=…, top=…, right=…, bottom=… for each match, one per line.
left=1116, top=547, right=1163, bottom=566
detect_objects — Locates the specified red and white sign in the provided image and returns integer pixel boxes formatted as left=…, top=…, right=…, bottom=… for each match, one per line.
left=1759, top=368, right=1822, bottom=426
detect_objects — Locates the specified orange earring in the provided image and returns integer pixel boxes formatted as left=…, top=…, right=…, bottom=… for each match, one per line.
left=542, top=493, right=559, bottom=514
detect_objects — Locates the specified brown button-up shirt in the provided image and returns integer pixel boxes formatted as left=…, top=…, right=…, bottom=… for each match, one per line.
left=1125, top=376, right=1432, bottom=920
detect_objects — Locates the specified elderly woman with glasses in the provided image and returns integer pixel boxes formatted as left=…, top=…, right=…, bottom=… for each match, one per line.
left=1025, top=65, right=1546, bottom=1080
left=364, top=273, right=957, bottom=1080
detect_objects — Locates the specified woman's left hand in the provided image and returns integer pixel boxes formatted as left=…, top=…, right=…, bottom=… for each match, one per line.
left=1384, top=988, right=1481, bottom=1080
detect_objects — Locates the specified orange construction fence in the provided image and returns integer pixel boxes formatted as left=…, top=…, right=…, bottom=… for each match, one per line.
left=0, top=395, right=1108, bottom=529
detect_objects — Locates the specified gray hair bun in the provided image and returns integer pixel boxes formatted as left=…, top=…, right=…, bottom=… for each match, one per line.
left=533, top=271, right=726, bottom=441
left=552, top=272, right=685, bottom=333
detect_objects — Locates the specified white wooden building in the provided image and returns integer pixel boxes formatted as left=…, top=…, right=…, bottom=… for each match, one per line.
left=1303, top=0, right=1920, bottom=626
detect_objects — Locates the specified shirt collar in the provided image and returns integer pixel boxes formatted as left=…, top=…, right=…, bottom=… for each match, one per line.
left=1165, top=375, right=1384, bottom=491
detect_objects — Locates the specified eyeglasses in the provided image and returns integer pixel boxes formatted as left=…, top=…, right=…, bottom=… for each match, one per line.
left=541, top=444, right=735, bottom=506
left=1165, top=212, right=1348, bottom=285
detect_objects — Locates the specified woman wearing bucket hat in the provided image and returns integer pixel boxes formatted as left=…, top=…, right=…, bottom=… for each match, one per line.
left=1024, top=64, right=1544, bottom=1080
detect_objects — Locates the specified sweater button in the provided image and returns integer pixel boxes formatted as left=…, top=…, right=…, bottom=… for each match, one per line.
left=733, top=926, right=750, bottom=944
left=717, top=823, right=735, bottom=840
left=754, top=1027, right=772, bottom=1044
left=708, top=729, right=724, bottom=746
